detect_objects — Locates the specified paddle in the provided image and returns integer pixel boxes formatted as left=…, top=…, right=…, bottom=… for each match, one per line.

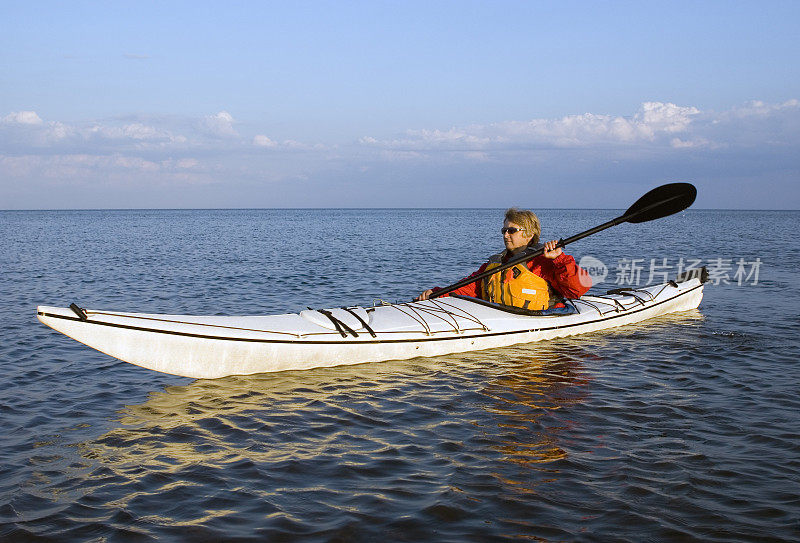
left=427, top=182, right=697, bottom=299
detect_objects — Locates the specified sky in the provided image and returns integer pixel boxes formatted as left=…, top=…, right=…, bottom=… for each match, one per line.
left=2, top=1, right=799, bottom=209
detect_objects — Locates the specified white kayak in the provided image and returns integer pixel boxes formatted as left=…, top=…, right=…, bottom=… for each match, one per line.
left=38, top=272, right=705, bottom=379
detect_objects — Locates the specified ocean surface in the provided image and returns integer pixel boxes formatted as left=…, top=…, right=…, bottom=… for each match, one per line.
left=1, top=208, right=798, bottom=542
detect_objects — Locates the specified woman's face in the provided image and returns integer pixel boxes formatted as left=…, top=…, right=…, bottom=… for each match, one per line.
left=502, top=220, right=534, bottom=253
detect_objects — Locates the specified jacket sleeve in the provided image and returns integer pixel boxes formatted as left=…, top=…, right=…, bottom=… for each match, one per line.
left=540, top=252, right=592, bottom=298
left=433, top=263, right=488, bottom=298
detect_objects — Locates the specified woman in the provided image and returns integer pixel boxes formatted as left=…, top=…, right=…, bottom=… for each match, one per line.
left=416, top=208, right=590, bottom=309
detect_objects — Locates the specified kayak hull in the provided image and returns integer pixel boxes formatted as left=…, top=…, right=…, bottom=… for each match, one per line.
left=38, top=278, right=704, bottom=379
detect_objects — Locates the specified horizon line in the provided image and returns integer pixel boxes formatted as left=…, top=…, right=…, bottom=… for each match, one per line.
left=1, top=207, right=798, bottom=212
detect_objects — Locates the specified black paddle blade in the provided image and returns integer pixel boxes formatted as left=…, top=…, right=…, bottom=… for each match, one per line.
left=623, top=182, right=697, bottom=223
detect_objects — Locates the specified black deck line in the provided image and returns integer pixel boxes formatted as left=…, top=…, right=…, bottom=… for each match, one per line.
left=38, top=284, right=703, bottom=345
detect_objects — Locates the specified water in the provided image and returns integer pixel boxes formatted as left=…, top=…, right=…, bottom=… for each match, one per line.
left=1, top=208, right=799, bottom=541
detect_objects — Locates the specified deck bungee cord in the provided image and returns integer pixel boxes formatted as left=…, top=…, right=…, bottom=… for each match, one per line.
left=383, top=298, right=490, bottom=336
left=54, top=296, right=496, bottom=340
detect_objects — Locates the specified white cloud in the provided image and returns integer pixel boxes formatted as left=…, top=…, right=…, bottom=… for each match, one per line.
left=47, top=121, right=72, bottom=140
left=725, top=99, right=799, bottom=118
left=634, top=102, right=699, bottom=134
left=0, top=153, right=213, bottom=188
left=0, top=112, right=234, bottom=152
left=175, top=158, right=199, bottom=169
left=3, top=111, right=43, bottom=125
left=0, top=110, right=330, bottom=161
left=203, top=111, right=237, bottom=137
left=670, top=137, right=710, bottom=149
left=283, top=139, right=312, bottom=150
left=85, top=121, right=185, bottom=145
left=253, top=135, right=277, bottom=148
left=122, top=123, right=160, bottom=139
left=252, top=135, right=331, bottom=151
left=379, top=149, right=424, bottom=161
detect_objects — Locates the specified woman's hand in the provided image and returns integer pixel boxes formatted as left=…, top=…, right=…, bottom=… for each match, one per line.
left=543, top=240, right=563, bottom=259
left=414, top=289, right=434, bottom=301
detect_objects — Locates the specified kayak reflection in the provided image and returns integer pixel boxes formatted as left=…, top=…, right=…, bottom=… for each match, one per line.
left=74, top=347, right=594, bottom=532
left=473, top=348, right=593, bottom=498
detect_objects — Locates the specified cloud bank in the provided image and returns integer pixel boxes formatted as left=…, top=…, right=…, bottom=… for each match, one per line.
left=1, top=100, right=798, bottom=208
left=360, top=100, right=799, bottom=153
left=360, top=102, right=702, bottom=150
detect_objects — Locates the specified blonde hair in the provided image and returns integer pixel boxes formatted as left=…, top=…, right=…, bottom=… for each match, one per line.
left=504, top=208, right=540, bottom=245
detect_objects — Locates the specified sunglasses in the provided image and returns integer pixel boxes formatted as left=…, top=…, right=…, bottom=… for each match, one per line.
left=501, top=227, right=526, bottom=235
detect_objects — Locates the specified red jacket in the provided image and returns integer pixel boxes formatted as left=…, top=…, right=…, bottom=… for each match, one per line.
left=439, top=251, right=591, bottom=300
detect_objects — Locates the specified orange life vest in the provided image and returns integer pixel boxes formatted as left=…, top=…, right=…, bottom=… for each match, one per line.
left=481, top=253, right=555, bottom=310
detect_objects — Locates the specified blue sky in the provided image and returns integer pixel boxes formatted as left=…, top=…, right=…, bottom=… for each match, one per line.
left=2, top=1, right=799, bottom=209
